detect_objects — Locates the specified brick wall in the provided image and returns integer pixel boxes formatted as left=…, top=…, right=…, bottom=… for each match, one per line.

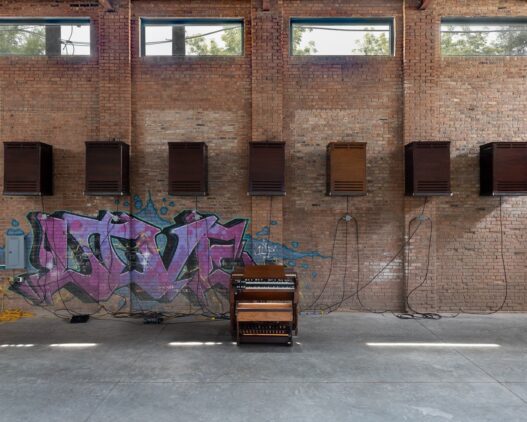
left=404, top=0, right=527, bottom=313
left=0, top=0, right=525, bottom=316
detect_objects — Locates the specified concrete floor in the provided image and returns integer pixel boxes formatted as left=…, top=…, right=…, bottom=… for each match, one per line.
left=1, top=313, right=527, bottom=422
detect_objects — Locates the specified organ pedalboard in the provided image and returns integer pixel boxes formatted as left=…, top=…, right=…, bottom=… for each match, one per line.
left=230, top=265, right=298, bottom=346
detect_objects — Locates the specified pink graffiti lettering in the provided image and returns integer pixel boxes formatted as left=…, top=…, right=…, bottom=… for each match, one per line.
left=14, top=210, right=253, bottom=304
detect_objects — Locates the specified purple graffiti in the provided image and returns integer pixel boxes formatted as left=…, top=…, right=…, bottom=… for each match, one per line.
left=13, top=210, right=253, bottom=304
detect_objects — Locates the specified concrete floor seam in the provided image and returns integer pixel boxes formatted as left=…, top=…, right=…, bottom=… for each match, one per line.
left=416, top=319, right=527, bottom=408
left=82, top=381, right=120, bottom=422
left=452, top=352, right=527, bottom=408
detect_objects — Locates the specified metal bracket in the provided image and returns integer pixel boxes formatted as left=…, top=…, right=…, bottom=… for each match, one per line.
left=98, top=0, right=115, bottom=12
left=419, top=0, right=433, bottom=10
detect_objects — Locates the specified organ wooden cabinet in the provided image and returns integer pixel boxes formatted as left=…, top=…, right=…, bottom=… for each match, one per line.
left=230, top=265, right=298, bottom=345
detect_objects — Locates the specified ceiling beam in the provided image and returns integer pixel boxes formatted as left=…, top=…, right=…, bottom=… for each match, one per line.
left=419, top=0, right=433, bottom=10
left=98, top=0, right=115, bottom=12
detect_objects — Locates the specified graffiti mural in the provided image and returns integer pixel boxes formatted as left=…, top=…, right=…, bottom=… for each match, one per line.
left=246, top=232, right=327, bottom=266
left=5, top=194, right=328, bottom=310
left=12, top=209, right=252, bottom=305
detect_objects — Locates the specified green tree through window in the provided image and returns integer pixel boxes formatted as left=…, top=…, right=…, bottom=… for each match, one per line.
left=441, top=22, right=527, bottom=56
left=185, top=26, right=242, bottom=56
left=0, top=25, right=45, bottom=55
left=353, top=31, right=390, bottom=55
left=290, top=20, right=392, bottom=56
left=441, top=25, right=499, bottom=55
left=291, top=26, right=317, bottom=56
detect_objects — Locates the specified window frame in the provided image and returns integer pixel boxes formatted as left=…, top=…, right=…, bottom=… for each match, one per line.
left=441, top=16, right=527, bottom=57
left=289, top=17, right=396, bottom=57
left=140, top=17, right=245, bottom=58
left=0, top=17, right=92, bottom=57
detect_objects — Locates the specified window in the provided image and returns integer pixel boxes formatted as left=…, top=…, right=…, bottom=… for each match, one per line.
left=141, top=18, right=243, bottom=57
left=0, top=18, right=91, bottom=56
left=441, top=18, right=527, bottom=56
left=291, top=18, right=394, bottom=56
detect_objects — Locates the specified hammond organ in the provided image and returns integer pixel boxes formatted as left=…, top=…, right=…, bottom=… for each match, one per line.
left=230, top=265, right=298, bottom=345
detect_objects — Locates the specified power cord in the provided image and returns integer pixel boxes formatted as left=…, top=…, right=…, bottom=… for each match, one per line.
left=394, top=211, right=447, bottom=320
left=14, top=194, right=512, bottom=322
left=459, top=196, right=509, bottom=315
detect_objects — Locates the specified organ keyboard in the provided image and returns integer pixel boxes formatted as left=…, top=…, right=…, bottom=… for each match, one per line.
left=230, top=265, right=298, bottom=345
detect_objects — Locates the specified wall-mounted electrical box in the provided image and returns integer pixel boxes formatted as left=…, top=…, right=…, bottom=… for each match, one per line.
left=168, top=142, right=208, bottom=196
left=480, top=142, right=527, bottom=196
left=405, top=141, right=451, bottom=196
left=249, top=142, right=286, bottom=196
left=326, top=142, right=367, bottom=196
left=3, top=142, right=53, bottom=196
left=85, top=141, right=130, bottom=196
left=5, top=235, right=25, bottom=270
